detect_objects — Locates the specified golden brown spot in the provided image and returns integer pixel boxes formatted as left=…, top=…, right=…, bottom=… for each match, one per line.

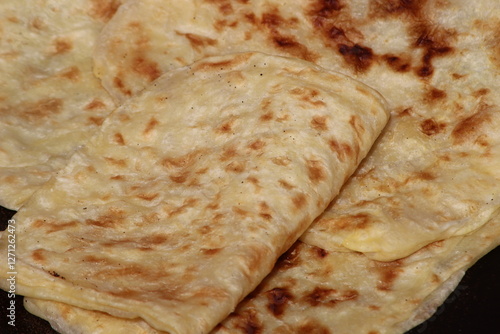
left=163, top=150, right=204, bottom=169
left=369, top=305, right=381, bottom=311
left=420, top=118, right=446, bottom=136
left=53, top=38, right=73, bottom=54
left=259, top=112, right=274, bottom=122
left=32, top=249, right=46, bottom=263
left=59, top=66, right=80, bottom=81
left=473, top=88, right=490, bottom=98
left=86, top=209, right=125, bottom=228
left=248, top=139, right=266, bottom=150
left=311, top=115, right=328, bottom=131
left=30, top=17, right=46, bottom=30
left=265, top=287, right=294, bottom=317
left=88, top=116, right=105, bottom=126
left=374, top=259, right=404, bottom=291
left=114, top=133, right=125, bottom=145
left=303, top=287, right=359, bottom=307
left=233, top=206, right=250, bottom=217
left=21, top=98, right=63, bottom=121
left=225, top=161, right=245, bottom=173
left=278, top=179, right=295, bottom=190
left=169, top=171, right=190, bottom=183
left=104, top=157, right=127, bottom=167
left=220, top=146, right=238, bottom=161
left=228, top=309, right=263, bottom=334
left=452, top=106, right=492, bottom=145
left=427, top=88, right=447, bottom=101
left=110, top=175, right=125, bottom=180
left=291, top=88, right=326, bottom=107
left=143, top=117, right=159, bottom=135
left=306, top=159, right=326, bottom=183
left=133, top=56, right=161, bottom=82
left=90, top=0, right=121, bottom=22
left=176, top=32, right=218, bottom=52
left=217, top=119, right=235, bottom=134
left=201, top=248, right=222, bottom=256
left=296, top=321, right=331, bottom=334
left=168, top=198, right=198, bottom=217
left=113, top=76, right=132, bottom=97
left=193, top=53, right=253, bottom=71
left=136, top=193, right=159, bottom=201
left=326, top=213, right=371, bottom=232
left=291, top=193, right=307, bottom=210
left=328, top=139, right=353, bottom=162
left=271, top=156, right=291, bottom=166
left=32, top=220, right=78, bottom=234
left=259, top=202, right=273, bottom=220
left=85, top=99, right=106, bottom=110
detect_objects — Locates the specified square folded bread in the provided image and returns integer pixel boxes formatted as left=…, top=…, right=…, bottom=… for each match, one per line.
left=0, top=52, right=389, bottom=334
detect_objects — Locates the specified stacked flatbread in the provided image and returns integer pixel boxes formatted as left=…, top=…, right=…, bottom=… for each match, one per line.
left=1, top=0, right=500, bottom=333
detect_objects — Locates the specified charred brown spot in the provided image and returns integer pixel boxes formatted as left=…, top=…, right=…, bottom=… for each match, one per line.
left=338, top=44, right=374, bottom=72
left=133, top=56, right=161, bottom=82
left=306, top=159, right=327, bottom=183
left=420, top=118, right=446, bottom=136
left=143, top=117, right=159, bottom=135
left=276, top=243, right=302, bottom=270
left=382, top=54, right=411, bottom=72
left=48, top=271, right=65, bottom=279
left=230, top=309, right=263, bottom=334
left=370, top=0, right=426, bottom=18
left=291, top=193, right=307, bottom=210
left=266, top=287, right=294, bottom=317
left=114, top=133, right=125, bottom=145
left=312, top=245, right=328, bottom=258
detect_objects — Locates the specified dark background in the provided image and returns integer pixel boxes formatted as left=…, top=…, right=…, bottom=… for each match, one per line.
left=1, top=206, right=499, bottom=334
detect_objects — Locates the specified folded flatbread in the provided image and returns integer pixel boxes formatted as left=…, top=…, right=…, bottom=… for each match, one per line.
left=0, top=0, right=121, bottom=210
left=0, top=52, right=389, bottom=333
left=91, top=0, right=500, bottom=260
left=23, top=209, right=500, bottom=334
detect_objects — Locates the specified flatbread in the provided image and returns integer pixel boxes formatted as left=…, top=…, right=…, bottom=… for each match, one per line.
left=23, top=211, right=500, bottom=334
left=0, top=0, right=122, bottom=210
left=91, top=0, right=500, bottom=260
left=0, top=52, right=389, bottom=333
